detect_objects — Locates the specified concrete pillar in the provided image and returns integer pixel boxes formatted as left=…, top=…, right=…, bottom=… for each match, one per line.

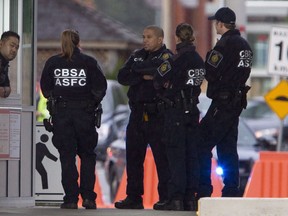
left=161, top=0, right=172, bottom=49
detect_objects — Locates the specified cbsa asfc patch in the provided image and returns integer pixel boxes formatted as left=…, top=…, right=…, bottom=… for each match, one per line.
left=207, top=50, right=223, bottom=68
left=157, top=61, right=171, bottom=77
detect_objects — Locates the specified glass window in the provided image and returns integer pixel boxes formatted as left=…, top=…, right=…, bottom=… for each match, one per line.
left=8, top=0, right=19, bottom=97
left=247, top=33, right=269, bottom=69
left=22, top=0, right=34, bottom=105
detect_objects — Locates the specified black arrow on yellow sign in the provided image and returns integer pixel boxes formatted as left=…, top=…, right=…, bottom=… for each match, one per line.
left=274, top=96, right=288, bottom=102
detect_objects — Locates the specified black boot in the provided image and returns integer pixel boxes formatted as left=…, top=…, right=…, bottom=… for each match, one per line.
left=184, top=198, right=197, bottom=211
left=114, top=196, right=144, bottom=209
left=82, top=199, right=97, bottom=209
left=153, top=199, right=184, bottom=211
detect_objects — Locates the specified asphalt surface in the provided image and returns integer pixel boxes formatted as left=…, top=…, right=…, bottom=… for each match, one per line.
left=0, top=207, right=197, bottom=216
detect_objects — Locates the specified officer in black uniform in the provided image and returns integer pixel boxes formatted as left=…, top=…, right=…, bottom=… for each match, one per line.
left=0, top=31, right=20, bottom=98
left=40, top=29, right=107, bottom=209
left=114, top=25, right=172, bottom=210
left=153, top=23, right=205, bottom=211
left=197, top=7, right=253, bottom=199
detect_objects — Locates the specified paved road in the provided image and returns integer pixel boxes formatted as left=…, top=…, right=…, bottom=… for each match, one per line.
left=0, top=207, right=197, bottom=216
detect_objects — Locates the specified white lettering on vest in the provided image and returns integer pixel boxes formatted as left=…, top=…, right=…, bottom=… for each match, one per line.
left=53, top=68, right=87, bottom=87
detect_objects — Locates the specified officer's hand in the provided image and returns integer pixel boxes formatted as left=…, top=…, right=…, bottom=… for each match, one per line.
left=143, top=75, right=153, bottom=80
left=0, top=86, right=11, bottom=98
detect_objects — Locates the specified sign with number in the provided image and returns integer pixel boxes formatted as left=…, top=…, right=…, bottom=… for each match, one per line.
left=264, top=80, right=288, bottom=120
left=268, top=27, right=288, bottom=76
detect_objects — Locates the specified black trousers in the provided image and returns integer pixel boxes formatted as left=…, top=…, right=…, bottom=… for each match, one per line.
left=52, top=108, right=98, bottom=203
left=198, top=100, right=242, bottom=197
left=125, top=105, right=170, bottom=202
left=163, top=106, right=200, bottom=201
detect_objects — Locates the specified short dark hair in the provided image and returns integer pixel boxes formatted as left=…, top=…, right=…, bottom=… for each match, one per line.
left=1, top=31, right=20, bottom=41
left=144, top=25, right=164, bottom=38
left=223, top=23, right=236, bottom=30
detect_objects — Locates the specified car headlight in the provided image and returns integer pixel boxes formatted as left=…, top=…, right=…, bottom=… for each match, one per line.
left=254, top=128, right=278, bottom=139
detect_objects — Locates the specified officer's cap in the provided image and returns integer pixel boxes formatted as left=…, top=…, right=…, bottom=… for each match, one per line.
left=208, top=7, right=236, bottom=25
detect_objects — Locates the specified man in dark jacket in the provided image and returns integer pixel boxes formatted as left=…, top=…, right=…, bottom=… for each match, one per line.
left=197, top=7, right=253, bottom=199
left=0, top=31, right=20, bottom=98
left=115, top=25, right=172, bottom=210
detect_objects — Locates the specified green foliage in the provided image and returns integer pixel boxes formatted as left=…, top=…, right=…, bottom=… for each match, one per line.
left=105, top=58, right=125, bottom=80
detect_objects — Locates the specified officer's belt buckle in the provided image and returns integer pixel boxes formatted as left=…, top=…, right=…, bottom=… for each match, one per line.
left=57, top=100, right=89, bottom=109
left=143, top=102, right=158, bottom=114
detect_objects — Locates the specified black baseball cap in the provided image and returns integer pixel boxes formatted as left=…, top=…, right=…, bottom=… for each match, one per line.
left=208, top=7, right=236, bottom=25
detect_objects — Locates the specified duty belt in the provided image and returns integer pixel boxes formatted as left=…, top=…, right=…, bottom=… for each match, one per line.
left=143, top=102, right=158, bottom=114
left=57, top=100, right=94, bottom=109
left=129, top=102, right=159, bottom=114
left=159, top=97, right=198, bottom=113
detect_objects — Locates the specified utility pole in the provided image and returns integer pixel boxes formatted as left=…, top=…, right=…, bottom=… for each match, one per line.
left=161, top=0, right=172, bottom=49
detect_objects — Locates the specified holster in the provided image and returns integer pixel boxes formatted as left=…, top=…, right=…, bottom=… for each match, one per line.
left=239, top=85, right=251, bottom=109
left=95, top=103, right=102, bottom=128
left=43, top=117, right=53, bottom=132
left=46, top=97, right=57, bottom=115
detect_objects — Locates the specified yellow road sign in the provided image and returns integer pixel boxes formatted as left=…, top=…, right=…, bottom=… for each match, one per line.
left=264, top=80, right=288, bottom=120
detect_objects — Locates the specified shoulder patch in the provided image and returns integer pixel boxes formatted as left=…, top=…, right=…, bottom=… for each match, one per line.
left=207, top=50, right=223, bottom=68
left=157, top=60, right=171, bottom=77
left=161, top=53, right=170, bottom=60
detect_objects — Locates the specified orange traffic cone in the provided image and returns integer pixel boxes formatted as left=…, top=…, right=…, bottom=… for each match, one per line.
left=113, top=148, right=159, bottom=209
left=143, top=148, right=158, bottom=208
left=114, top=169, right=127, bottom=203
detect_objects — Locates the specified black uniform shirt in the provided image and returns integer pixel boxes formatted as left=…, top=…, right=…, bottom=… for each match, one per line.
left=156, top=42, right=205, bottom=100
left=0, top=54, right=10, bottom=87
left=40, top=48, right=107, bottom=103
left=205, top=29, right=253, bottom=99
left=118, top=45, right=173, bottom=103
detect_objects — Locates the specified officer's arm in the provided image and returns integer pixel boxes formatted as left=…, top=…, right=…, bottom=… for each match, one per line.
left=117, top=56, right=142, bottom=86
left=40, top=60, right=54, bottom=98
left=0, top=86, right=11, bottom=98
left=0, top=67, right=11, bottom=98
left=153, top=56, right=174, bottom=89
left=189, top=54, right=206, bottom=87
left=131, top=58, right=158, bottom=76
left=204, top=44, right=226, bottom=82
left=90, top=60, right=107, bottom=104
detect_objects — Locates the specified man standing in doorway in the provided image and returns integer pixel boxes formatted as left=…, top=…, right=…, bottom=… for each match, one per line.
left=0, top=31, right=20, bottom=98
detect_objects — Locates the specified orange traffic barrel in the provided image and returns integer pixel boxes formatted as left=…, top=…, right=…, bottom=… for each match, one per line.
left=244, top=151, right=288, bottom=197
